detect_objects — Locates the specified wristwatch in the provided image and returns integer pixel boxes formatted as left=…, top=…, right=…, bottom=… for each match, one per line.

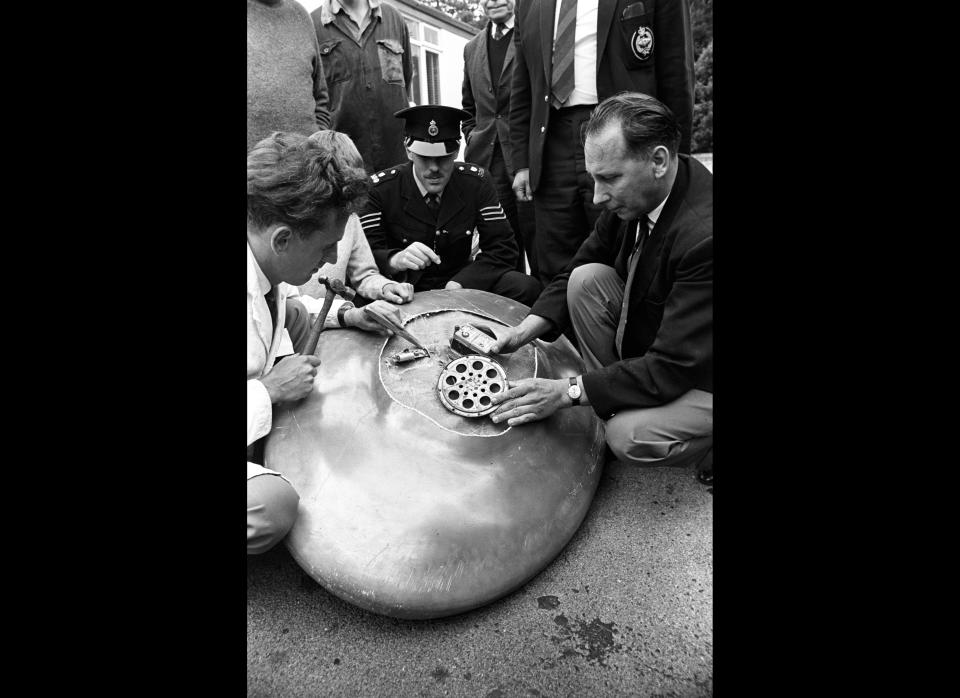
left=567, top=376, right=581, bottom=406
left=337, top=301, right=355, bottom=327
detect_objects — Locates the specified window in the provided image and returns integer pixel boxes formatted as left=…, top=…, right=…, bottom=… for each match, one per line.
left=402, top=14, right=442, bottom=105
left=426, top=51, right=440, bottom=105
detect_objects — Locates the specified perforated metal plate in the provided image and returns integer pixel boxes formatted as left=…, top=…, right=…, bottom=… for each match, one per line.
left=436, top=354, right=507, bottom=418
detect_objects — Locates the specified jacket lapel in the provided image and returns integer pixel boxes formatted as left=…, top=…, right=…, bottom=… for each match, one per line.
left=436, top=175, right=466, bottom=230
left=631, top=158, right=692, bottom=302
left=477, top=25, right=492, bottom=86
left=596, top=0, right=617, bottom=69
left=400, top=166, right=440, bottom=227
left=499, top=36, right=516, bottom=86
left=540, top=0, right=556, bottom=83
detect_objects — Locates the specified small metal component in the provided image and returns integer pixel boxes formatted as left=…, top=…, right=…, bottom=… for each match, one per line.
left=391, top=347, right=430, bottom=364
left=437, top=354, right=507, bottom=418
left=450, top=323, right=497, bottom=355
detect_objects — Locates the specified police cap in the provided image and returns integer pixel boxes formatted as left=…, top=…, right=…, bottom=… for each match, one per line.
left=394, top=105, right=471, bottom=157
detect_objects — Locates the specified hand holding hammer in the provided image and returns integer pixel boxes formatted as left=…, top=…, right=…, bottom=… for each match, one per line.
left=303, top=277, right=357, bottom=356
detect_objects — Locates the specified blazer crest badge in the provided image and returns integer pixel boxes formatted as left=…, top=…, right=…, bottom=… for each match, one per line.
left=631, top=26, right=654, bottom=61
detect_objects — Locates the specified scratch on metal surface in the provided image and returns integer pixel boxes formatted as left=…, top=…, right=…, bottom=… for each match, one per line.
left=290, top=411, right=304, bottom=435
left=365, top=543, right=391, bottom=568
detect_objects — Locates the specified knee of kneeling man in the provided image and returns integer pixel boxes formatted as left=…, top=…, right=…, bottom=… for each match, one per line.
left=567, top=263, right=611, bottom=297
left=605, top=415, right=682, bottom=465
left=519, top=276, right=542, bottom=306
left=248, top=478, right=300, bottom=554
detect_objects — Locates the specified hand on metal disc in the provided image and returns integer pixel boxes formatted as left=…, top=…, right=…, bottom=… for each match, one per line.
left=512, top=169, right=533, bottom=202
left=381, top=282, right=415, bottom=304
left=261, top=353, right=323, bottom=403
left=350, top=299, right=406, bottom=334
left=391, top=242, right=441, bottom=272
left=489, top=378, right=567, bottom=426
left=488, top=325, right=526, bottom=354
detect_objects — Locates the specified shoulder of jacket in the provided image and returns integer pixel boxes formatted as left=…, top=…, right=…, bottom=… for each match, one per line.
left=454, top=162, right=486, bottom=180
left=369, top=166, right=404, bottom=186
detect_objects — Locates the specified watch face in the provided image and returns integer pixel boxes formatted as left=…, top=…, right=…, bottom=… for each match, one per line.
left=568, top=384, right=581, bottom=399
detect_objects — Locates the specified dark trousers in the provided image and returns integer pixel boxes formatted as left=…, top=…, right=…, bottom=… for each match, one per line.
left=489, top=142, right=538, bottom=278
left=534, top=105, right=604, bottom=286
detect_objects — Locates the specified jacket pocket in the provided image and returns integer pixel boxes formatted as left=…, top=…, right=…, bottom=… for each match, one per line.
left=318, top=39, right=351, bottom=83
left=376, top=39, right=405, bottom=85
left=618, top=2, right=656, bottom=69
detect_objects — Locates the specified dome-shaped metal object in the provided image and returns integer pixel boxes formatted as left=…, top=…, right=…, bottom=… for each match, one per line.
left=437, top=354, right=507, bottom=418
left=264, top=289, right=606, bottom=619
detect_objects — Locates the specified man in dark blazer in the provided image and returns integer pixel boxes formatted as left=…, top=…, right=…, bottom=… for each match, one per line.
left=509, top=0, right=695, bottom=286
left=462, top=0, right=538, bottom=278
left=489, top=93, right=711, bottom=472
left=360, top=105, right=542, bottom=306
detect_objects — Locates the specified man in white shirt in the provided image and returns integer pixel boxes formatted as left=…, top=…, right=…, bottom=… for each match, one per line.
left=247, top=130, right=406, bottom=555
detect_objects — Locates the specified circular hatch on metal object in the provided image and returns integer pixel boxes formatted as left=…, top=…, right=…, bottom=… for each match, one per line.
left=437, top=354, right=507, bottom=418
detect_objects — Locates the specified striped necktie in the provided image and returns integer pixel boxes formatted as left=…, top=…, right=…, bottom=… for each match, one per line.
left=493, top=22, right=505, bottom=41
left=551, top=0, right=578, bottom=109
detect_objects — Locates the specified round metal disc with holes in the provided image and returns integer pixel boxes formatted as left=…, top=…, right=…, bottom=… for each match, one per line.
left=437, top=354, right=507, bottom=418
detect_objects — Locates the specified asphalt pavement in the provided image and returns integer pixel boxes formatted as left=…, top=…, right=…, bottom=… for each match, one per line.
left=247, top=459, right=713, bottom=697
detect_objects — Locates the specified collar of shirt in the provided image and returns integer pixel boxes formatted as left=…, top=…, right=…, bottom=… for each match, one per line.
left=491, top=15, right=516, bottom=33
left=247, top=239, right=273, bottom=298
left=319, top=0, right=382, bottom=26
left=411, top=167, right=442, bottom=203
left=645, top=193, right=669, bottom=233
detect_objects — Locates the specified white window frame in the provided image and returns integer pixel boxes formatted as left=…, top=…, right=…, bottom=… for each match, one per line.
left=403, top=15, right=443, bottom=105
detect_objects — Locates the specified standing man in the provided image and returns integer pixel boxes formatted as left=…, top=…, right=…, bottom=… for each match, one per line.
left=311, top=0, right=413, bottom=173
left=489, top=94, right=712, bottom=473
left=462, top=0, right=538, bottom=279
left=510, top=0, right=695, bottom=285
left=361, top=105, right=542, bottom=305
left=247, top=0, right=331, bottom=152
left=247, top=131, right=405, bottom=555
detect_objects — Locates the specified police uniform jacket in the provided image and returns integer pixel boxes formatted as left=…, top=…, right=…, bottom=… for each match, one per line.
left=529, top=155, right=712, bottom=418
left=509, top=0, right=695, bottom=190
left=360, top=162, right=520, bottom=291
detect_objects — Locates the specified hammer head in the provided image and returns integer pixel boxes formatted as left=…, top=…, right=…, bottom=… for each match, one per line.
left=318, top=277, right=357, bottom=301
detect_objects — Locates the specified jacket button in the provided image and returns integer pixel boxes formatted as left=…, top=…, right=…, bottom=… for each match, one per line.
left=495, top=114, right=501, bottom=119
left=544, top=95, right=549, bottom=101
left=540, top=126, right=545, bottom=133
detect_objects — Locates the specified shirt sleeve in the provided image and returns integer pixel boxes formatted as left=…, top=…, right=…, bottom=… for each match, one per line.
left=247, top=378, right=272, bottom=446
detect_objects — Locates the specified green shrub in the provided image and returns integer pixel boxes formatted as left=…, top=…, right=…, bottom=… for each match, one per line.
left=692, top=39, right=713, bottom=154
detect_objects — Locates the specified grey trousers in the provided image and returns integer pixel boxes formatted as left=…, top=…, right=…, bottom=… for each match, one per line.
left=567, top=263, right=713, bottom=468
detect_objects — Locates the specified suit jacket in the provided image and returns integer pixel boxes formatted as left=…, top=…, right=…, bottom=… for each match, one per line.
left=462, top=21, right=517, bottom=173
left=510, top=0, right=695, bottom=190
left=529, top=155, right=712, bottom=418
left=360, top=162, right=519, bottom=291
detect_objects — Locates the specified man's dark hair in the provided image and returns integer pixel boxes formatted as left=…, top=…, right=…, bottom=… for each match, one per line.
left=583, top=92, right=681, bottom=158
left=247, top=131, right=371, bottom=237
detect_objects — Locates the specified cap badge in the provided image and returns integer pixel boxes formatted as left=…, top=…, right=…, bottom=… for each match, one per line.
left=631, top=26, right=654, bottom=61
left=428, top=120, right=439, bottom=137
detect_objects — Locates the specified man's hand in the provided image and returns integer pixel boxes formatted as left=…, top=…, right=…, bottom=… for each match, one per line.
left=488, top=324, right=528, bottom=354
left=489, top=378, right=569, bottom=426
left=380, top=282, right=414, bottom=304
left=444, top=280, right=463, bottom=291
left=512, top=168, right=533, bottom=202
left=345, top=299, right=405, bottom=334
left=389, top=242, right=441, bottom=274
left=261, top=353, right=323, bottom=403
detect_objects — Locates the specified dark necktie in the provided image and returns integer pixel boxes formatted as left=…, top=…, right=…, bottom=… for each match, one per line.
left=615, top=215, right=651, bottom=357
left=493, top=22, right=506, bottom=41
left=551, top=0, right=578, bottom=109
left=425, top=193, right=440, bottom=218
left=264, top=286, right=279, bottom=332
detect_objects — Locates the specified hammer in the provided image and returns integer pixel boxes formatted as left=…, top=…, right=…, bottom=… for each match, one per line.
left=303, top=277, right=357, bottom=356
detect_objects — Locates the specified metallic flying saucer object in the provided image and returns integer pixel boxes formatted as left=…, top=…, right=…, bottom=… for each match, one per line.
left=264, top=289, right=606, bottom=619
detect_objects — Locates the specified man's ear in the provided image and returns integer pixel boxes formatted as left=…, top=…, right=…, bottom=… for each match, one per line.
left=651, top=145, right=671, bottom=177
left=269, top=225, right=294, bottom=255
left=406, top=147, right=415, bottom=163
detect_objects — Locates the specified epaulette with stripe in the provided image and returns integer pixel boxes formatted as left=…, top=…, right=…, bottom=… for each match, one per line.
left=369, top=167, right=402, bottom=185
left=456, top=162, right=485, bottom=179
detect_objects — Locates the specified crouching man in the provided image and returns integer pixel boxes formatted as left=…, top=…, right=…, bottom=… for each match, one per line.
left=247, top=130, right=405, bottom=554
left=489, top=94, right=712, bottom=472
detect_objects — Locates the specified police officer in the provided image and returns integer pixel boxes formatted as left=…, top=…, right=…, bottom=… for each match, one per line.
left=359, top=105, right=541, bottom=306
